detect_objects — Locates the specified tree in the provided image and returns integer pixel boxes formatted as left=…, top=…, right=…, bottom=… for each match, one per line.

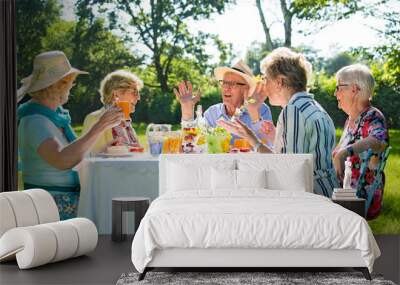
left=255, top=0, right=366, bottom=50
left=16, top=0, right=61, bottom=81
left=76, top=0, right=234, bottom=93
left=255, top=0, right=274, bottom=51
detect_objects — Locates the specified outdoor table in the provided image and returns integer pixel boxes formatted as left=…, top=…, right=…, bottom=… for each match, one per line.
left=77, top=154, right=159, bottom=234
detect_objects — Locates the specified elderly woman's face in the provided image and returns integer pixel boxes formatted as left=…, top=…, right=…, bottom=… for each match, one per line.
left=262, top=75, right=284, bottom=106
left=56, top=74, right=76, bottom=105
left=220, top=73, right=248, bottom=109
left=334, top=79, right=359, bottom=114
left=112, top=84, right=140, bottom=113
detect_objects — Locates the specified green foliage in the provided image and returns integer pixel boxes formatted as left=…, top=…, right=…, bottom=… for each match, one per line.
left=16, top=0, right=61, bottom=81
left=76, top=0, right=234, bottom=92
left=323, top=52, right=355, bottom=76
left=292, top=0, right=364, bottom=21
left=310, top=72, right=347, bottom=127
left=369, top=63, right=400, bottom=129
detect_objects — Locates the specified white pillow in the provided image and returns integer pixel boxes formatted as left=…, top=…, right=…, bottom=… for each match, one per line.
left=211, top=168, right=236, bottom=190
left=236, top=169, right=267, bottom=189
left=266, top=166, right=307, bottom=191
left=238, top=158, right=309, bottom=192
left=168, top=162, right=211, bottom=191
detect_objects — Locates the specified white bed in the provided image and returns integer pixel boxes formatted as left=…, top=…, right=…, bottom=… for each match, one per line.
left=131, top=154, right=380, bottom=280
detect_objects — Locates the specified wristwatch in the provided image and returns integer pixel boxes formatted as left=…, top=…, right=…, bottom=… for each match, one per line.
left=253, top=141, right=262, bottom=152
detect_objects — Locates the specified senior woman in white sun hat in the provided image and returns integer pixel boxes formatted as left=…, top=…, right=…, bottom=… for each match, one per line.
left=17, top=51, right=123, bottom=220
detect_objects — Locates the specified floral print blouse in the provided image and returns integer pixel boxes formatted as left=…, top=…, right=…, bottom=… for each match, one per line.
left=334, top=106, right=389, bottom=218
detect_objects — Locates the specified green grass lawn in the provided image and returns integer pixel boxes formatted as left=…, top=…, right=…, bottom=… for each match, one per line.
left=367, top=129, right=400, bottom=234
left=34, top=125, right=400, bottom=234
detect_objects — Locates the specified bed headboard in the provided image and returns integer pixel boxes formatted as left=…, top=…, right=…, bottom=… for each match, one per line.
left=159, top=154, right=314, bottom=195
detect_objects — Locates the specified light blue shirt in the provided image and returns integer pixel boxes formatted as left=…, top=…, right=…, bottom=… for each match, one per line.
left=204, top=103, right=273, bottom=141
left=18, top=114, right=79, bottom=187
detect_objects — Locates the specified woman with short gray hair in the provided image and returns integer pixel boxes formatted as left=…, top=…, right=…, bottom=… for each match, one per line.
left=333, top=64, right=389, bottom=219
left=82, top=70, right=144, bottom=155
left=218, top=47, right=339, bottom=197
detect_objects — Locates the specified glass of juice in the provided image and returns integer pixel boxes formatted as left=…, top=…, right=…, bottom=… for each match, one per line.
left=163, top=131, right=182, bottom=154
left=116, top=101, right=131, bottom=120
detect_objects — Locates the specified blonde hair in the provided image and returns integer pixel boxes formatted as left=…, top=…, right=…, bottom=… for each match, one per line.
left=336, top=64, right=375, bottom=101
left=30, top=73, right=77, bottom=101
left=99, top=70, right=144, bottom=105
left=260, top=47, right=312, bottom=92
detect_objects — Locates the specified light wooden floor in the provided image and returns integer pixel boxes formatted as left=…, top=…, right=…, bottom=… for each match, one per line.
left=0, top=235, right=398, bottom=285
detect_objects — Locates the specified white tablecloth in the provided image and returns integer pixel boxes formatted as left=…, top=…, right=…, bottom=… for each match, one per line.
left=77, top=155, right=159, bottom=234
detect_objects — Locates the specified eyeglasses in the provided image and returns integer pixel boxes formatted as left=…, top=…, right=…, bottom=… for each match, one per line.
left=123, top=88, right=140, bottom=96
left=218, top=80, right=247, bottom=89
left=335, top=84, right=350, bottom=92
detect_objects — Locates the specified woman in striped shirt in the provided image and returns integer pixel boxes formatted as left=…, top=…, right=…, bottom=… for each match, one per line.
left=218, top=47, right=339, bottom=197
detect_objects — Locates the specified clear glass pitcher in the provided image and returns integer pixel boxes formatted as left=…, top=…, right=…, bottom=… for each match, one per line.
left=146, top=124, right=171, bottom=156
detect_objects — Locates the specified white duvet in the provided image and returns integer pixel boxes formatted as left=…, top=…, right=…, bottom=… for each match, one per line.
left=131, top=190, right=380, bottom=273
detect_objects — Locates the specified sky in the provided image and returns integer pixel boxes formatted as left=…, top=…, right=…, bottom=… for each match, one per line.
left=189, top=0, right=392, bottom=60
left=61, top=0, right=396, bottom=61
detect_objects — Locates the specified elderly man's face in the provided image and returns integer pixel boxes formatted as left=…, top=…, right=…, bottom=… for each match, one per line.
left=220, top=72, right=248, bottom=111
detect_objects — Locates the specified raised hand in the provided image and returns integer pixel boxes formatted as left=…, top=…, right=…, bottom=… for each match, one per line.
left=217, top=118, right=258, bottom=146
left=245, top=82, right=268, bottom=122
left=173, top=81, right=201, bottom=120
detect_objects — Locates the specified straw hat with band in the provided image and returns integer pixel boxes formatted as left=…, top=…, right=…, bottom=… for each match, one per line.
left=214, top=59, right=256, bottom=93
left=17, top=51, right=88, bottom=102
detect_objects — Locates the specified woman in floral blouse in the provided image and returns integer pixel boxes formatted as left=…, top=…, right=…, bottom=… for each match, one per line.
left=333, top=64, right=389, bottom=219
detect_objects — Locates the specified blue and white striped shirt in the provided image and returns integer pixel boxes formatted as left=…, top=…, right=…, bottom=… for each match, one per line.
left=274, top=92, right=339, bottom=197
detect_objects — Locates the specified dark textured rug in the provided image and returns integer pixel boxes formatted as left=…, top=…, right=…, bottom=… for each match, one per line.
left=116, top=271, right=396, bottom=285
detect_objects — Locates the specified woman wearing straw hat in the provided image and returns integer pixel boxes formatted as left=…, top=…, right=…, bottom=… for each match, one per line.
left=17, top=51, right=124, bottom=220
left=174, top=59, right=275, bottom=145
left=218, top=48, right=339, bottom=198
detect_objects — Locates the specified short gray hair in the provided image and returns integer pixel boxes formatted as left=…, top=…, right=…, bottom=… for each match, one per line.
left=260, top=47, right=313, bottom=92
left=99, top=70, right=143, bottom=105
left=336, top=64, right=375, bottom=101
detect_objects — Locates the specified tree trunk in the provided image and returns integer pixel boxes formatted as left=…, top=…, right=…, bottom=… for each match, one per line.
left=255, top=0, right=274, bottom=51
left=283, top=13, right=292, bottom=47
left=280, top=0, right=293, bottom=47
left=153, top=54, right=169, bottom=93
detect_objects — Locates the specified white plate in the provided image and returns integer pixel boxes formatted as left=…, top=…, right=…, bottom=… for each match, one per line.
left=97, top=152, right=136, bottom=157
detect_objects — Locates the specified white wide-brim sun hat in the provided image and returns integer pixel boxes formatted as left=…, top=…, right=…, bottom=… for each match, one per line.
left=214, top=59, right=256, bottom=92
left=17, top=51, right=88, bottom=102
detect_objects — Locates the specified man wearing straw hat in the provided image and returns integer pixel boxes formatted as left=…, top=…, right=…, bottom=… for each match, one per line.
left=17, top=50, right=123, bottom=220
left=174, top=59, right=275, bottom=146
